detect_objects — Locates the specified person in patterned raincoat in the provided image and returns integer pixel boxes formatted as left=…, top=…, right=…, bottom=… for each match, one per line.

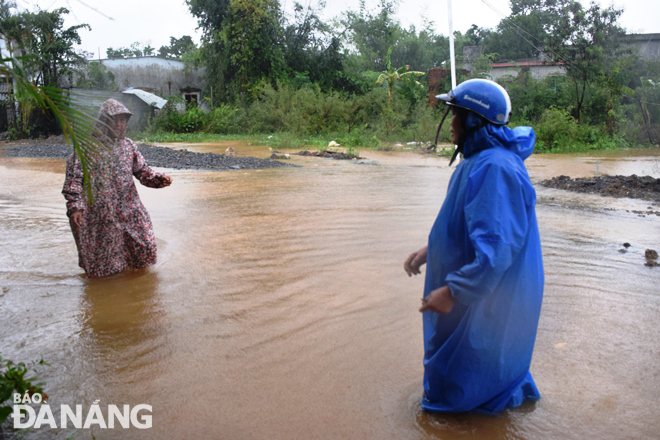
left=62, top=98, right=172, bottom=277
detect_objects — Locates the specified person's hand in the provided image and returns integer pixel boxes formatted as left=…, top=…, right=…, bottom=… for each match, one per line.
left=404, top=246, right=428, bottom=276
left=420, top=286, right=456, bottom=314
left=70, top=210, right=83, bottom=228
left=161, top=175, right=172, bottom=187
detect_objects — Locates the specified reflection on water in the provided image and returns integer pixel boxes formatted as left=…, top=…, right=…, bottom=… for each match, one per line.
left=0, top=148, right=658, bottom=439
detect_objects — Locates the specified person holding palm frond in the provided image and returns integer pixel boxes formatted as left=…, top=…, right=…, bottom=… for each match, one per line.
left=62, top=98, right=172, bottom=278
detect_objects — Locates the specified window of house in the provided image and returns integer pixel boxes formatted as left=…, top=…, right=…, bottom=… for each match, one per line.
left=184, top=93, right=199, bottom=104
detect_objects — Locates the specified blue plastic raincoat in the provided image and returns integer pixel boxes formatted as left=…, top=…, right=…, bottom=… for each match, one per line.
left=422, top=116, right=544, bottom=413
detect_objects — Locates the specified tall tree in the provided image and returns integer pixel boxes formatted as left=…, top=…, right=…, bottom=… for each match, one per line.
left=394, top=19, right=450, bottom=72
left=281, top=2, right=353, bottom=92
left=338, top=0, right=402, bottom=72
left=187, top=0, right=285, bottom=105
left=486, top=11, right=548, bottom=60
left=11, top=7, right=88, bottom=87
left=542, top=0, right=625, bottom=124
left=158, top=35, right=196, bottom=59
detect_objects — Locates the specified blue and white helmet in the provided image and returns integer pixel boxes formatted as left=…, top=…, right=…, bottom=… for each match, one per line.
left=436, top=78, right=512, bottom=125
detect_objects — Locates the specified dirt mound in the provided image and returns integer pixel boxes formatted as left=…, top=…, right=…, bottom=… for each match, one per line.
left=0, top=139, right=297, bottom=171
left=541, top=175, right=660, bottom=202
left=296, top=150, right=362, bottom=160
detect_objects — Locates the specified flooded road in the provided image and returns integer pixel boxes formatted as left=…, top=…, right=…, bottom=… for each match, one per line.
left=0, top=145, right=659, bottom=439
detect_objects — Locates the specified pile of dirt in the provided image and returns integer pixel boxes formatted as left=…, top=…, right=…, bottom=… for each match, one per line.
left=296, top=150, right=362, bottom=160
left=541, top=175, right=660, bottom=202
left=0, top=137, right=296, bottom=171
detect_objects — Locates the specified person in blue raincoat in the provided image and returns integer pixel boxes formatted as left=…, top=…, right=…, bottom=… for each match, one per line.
left=403, top=79, right=544, bottom=413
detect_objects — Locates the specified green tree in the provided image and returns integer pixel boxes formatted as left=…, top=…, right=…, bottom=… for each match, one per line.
left=106, top=41, right=156, bottom=59
left=9, top=6, right=88, bottom=87
left=486, top=0, right=552, bottom=61
left=75, top=61, right=117, bottom=90
left=223, top=0, right=284, bottom=106
left=187, top=0, right=285, bottom=106
left=539, top=0, right=625, bottom=124
left=394, top=19, right=450, bottom=72
left=158, top=35, right=197, bottom=59
left=338, top=0, right=402, bottom=72
left=281, top=2, right=353, bottom=92
left=0, top=2, right=90, bottom=136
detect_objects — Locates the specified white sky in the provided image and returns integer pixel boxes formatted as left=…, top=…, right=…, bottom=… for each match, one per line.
left=23, top=0, right=660, bottom=60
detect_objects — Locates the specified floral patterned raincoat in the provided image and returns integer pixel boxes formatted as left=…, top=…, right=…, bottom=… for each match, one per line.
left=62, top=98, right=169, bottom=277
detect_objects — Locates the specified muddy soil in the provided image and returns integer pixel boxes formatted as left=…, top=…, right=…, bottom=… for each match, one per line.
left=0, top=135, right=296, bottom=171
left=541, top=174, right=660, bottom=203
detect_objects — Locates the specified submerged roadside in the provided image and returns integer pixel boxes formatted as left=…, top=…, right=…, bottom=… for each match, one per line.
left=0, top=136, right=295, bottom=171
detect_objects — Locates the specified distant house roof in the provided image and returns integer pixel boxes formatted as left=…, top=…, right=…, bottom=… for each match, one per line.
left=122, top=87, right=167, bottom=109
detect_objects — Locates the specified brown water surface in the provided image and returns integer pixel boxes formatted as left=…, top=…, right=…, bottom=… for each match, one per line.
left=0, top=147, right=659, bottom=439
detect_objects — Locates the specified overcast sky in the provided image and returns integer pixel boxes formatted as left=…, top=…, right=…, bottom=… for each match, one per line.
left=21, top=0, right=660, bottom=60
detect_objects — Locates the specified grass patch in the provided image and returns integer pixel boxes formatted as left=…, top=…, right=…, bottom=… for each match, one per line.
left=136, top=131, right=264, bottom=144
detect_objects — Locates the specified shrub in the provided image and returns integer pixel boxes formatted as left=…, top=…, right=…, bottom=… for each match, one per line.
left=0, top=355, right=49, bottom=424
left=205, top=105, right=246, bottom=134
left=535, top=107, right=580, bottom=152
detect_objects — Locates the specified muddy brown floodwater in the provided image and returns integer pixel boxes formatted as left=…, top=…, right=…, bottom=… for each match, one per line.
left=1, top=144, right=659, bottom=440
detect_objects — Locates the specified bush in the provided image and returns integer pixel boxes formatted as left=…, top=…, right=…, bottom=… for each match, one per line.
left=205, top=105, right=246, bottom=134
left=535, top=107, right=629, bottom=152
left=247, top=83, right=350, bottom=135
left=0, top=355, right=49, bottom=425
left=535, top=107, right=580, bottom=152
left=149, top=96, right=209, bottom=134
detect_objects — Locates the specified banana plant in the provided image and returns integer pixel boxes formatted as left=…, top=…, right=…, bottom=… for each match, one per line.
left=376, top=46, right=425, bottom=104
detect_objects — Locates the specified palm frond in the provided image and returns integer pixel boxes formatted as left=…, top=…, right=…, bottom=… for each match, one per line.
left=1, top=61, right=106, bottom=201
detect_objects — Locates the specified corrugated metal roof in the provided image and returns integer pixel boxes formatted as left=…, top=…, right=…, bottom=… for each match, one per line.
left=122, top=87, right=167, bottom=109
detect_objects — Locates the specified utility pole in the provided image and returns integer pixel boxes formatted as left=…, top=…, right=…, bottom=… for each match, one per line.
left=448, top=0, right=457, bottom=89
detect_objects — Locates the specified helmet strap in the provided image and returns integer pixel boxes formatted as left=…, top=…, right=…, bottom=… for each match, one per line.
left=448, top=144, right=463, bottom=166
left=431, top=106, right=451, bottom=149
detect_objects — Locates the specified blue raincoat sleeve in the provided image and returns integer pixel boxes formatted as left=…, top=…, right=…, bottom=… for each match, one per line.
left=445, top=157, right=533, bottom=304
left=421, top=127, right=544, bottom=414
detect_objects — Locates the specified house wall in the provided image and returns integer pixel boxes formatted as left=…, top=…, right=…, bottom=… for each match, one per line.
left=101, top=57, right=205, bottom=99
left=67, top=89, right=153, bottom=132
left=621, top=33, right=660, bottom=61
left=490, top=64, right=565, bottom=81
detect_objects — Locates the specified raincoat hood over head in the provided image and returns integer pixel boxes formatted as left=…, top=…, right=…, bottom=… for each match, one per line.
left=95, top=98, right=132, bottom=140
left=462, top=116, right=536, bottom=162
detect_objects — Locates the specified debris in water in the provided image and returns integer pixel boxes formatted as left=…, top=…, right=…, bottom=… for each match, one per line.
left=644, top=249, right=659, bottom=267
left=296, top=150, right=362, bottom=160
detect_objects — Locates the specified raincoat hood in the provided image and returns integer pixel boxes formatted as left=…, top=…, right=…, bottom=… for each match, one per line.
left=462, top=113, right=536, bottom=162
left=95, top=98, right=132, bottom=140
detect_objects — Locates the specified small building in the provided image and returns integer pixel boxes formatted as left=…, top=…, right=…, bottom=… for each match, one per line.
left=66, top=56, right=207, bottom=132
left=67, top=89, right=156, bottom=133
left=621, top=33, right=660, bottom=61
left=100, top=56, right=205, bottom=103
left=489, top=60, right=564, bottom=81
